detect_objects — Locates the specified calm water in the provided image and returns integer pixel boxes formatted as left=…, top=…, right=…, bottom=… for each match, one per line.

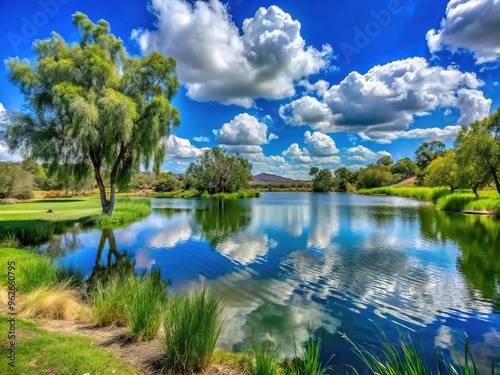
left=40, top=193, right=500, bottom=373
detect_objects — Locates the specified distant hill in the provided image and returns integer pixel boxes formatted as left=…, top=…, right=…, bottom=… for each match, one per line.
left=392, top=176, right=417, bottom=187
left=250, top=173, right=309, bottom=185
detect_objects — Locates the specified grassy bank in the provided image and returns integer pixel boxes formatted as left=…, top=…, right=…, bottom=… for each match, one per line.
left=359, top=187, right=500, bottom=217
left=146, top=189, right=261, bottom=199
left=0, top=316, right=138, bottom=375
left=0, top=197, right=151, bottom=245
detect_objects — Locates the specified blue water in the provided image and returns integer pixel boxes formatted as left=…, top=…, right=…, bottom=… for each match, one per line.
left=40, top=193, right=500, bottom=373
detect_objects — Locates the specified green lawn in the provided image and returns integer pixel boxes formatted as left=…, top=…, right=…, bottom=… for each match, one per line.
left=0, top=197, right=151, bottom=245
left=0, top=316, right=138, bottom=374
left=0, top=197, right=102, bottom=223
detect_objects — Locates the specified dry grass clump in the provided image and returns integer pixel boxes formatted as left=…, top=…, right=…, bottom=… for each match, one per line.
left=19, top=282, right=84, bottom=320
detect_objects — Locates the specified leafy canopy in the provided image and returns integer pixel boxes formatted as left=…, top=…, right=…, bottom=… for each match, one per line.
left=4, top=12, right=180, bottom=213
left=186, top=147, right=253, bottom=194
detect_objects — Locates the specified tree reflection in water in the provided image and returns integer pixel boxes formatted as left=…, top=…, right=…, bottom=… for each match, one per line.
left=191, top=200, right=251, bottom=247
left=41, top=225, right=82, bottom=258
left=419, top=207, right=500, bottom=311
left=87, top=228, right=135, bottom=288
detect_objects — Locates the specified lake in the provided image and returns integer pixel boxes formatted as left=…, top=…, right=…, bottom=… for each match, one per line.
left=39, top=192, right=500, bottom=373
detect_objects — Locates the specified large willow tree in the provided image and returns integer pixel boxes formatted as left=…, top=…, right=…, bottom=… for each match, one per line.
left=5, top=13, right=180, bottom=214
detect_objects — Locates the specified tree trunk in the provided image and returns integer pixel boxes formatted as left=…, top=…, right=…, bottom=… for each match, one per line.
left=492, top=170, right=500, bottom=194
left=472, top=184, right=479, bottom=199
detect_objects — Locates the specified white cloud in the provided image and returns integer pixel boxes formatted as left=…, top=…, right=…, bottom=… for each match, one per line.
left=215, top=113, right=276, bottom=145
left=0, top=103, right=21, bottom=162
left=133, top=0, right=332, bottom=107
left=193, top=136, right=210, bottom=142
left=347, top=145, right=391, bottom=162
left=359, top=125, right=463, bottom=143
left=166, top=135, right=205, bottom=158
left=221, top=145, right=263, bottom=154
left=280, top=57, right=491, bottom=139
left=304, top=131, right=339, bottom=156
left=426, top=0, right=500, bottom=63
left=282, top=143, right=309, bottom=157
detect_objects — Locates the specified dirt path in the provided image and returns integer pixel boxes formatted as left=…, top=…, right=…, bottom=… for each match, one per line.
left=33, top=318, right=243, bottom=375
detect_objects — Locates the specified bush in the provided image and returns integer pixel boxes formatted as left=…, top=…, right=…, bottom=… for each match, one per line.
left=162, top=286, right=225, bottom=373
left=127, top=270, right=168, bottom=341
left=0, top=162, right=34, bottom=199
left=154, top=174, right=179, bottom=192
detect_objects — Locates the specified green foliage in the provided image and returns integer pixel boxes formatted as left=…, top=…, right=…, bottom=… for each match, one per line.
left=127, top=269, right=168, bottom=342
left=0, top=162, right=34, bottom=199
left=18, top=256, right=57, bottom=293
left=186, top=147, right=253, bottom=194
left=89, top=276, right=129, bottom=327
left=455, top=114, right=500, bottom=195
left=251, top=341, right=282, bottom=375
left=333, top=167, right=358, bottom=192
left=425, top=150, right=459, bottom=192
left=129, top=171, right=155, bottom=190
left=376, top=155, right=394, bottom=166
left=415, top=140, right=446, bottom=170
left=391, top=158, right=419, bottom=180
left=162, top=286, right=225, bottom=373
left=81, top=197, right=151, bottom=227
left=312, top=169, right=334, bottom=192
left=358, top=165, right=393, bottom=188
left=284, top=335, right=331, bottom=375
left=5, top=12, right=180, bottom=214
left=153, top=173, right=179, bottom=192
left=359, top=186, right=451, bottom=203
left=55, top=263, right=86, bottom=289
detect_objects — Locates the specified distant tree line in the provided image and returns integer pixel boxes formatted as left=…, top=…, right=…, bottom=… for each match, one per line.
left=309, top=107, right=500, bottom=193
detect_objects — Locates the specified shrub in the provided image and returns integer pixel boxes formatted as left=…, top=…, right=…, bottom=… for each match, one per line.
left=127, top=269, right=168, bottom=341
left=162, top=286, right=225, bottom=373
left=154, top=174, right=179, bottom=192
left=19, top=282, right=83, bottom=320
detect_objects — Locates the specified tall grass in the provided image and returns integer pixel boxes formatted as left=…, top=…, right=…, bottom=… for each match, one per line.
left=89, top=276, right=129, bottom=327
left=359, top=187, right=451, bottom=203
left=343, top=330, right=497, bottom=375
left=55, top=263, right=86, bottom=289
left=18, top=256, right=57, bottom=293
left=0, top=221, right=65, bottom=246
left=81, top=197, right=151, bottom=226
left=162, top=286, right=226, bottom=373
left=284, top=334, right=331, bottom=375
left=127, top=269, right=168, bottom=342
left=251, top=341, right=282, bottom=375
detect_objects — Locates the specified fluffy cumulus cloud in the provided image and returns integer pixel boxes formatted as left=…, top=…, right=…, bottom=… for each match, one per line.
left=215, top=113, right=276, bottom=146
left=347, top=145, right=391, bottom=162
left=133, top=0, right=331, bottom=107
left=426, top=0, right=500, bottom=63
left=304, top=131, right=339, bottom=156
left=281, top=131, right=341, bottom=168
left=165, top=135, right=205, bottom=158
left=280, top=57, right=491, bottom=143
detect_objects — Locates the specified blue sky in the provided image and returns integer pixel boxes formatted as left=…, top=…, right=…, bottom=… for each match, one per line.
left=1, top=0, right=499, bottom=178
